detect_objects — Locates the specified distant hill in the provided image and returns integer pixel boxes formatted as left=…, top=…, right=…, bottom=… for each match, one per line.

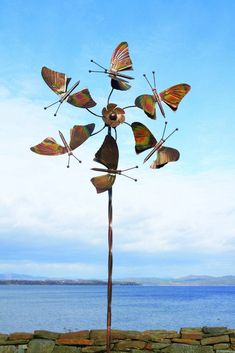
left=0, top=274, right=235, bottom=285
left=0, top=273, right=137, bottom=285
left=125, top=275, right=235, bottom=286
left=0, top=273, right=47, bottom=280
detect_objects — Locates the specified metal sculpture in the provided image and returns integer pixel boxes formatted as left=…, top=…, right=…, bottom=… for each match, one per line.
left=30, top=41, right=191, bottom=353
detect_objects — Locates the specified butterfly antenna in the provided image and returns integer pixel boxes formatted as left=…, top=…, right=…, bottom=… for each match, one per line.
left=164, top=128, right=179, bottom=143
left=90, top=59, right=107, bottom=72
left=67, top=153, right=82, bottom=168
left=67, top=154, right=71, bottom=168
left=120, top=166, right=138, bottom=173
left=143, top=74, right=154, bottom=92
left=120, top=173, right=137, bottom=182
left=44, top=100, right=60, bottom=110
left=72, top=154, right=82, bottom=164
left=152, top=71, right=157, bottom=89
left=161, top=121, right=168, bottom=140
left=89, top=69, right=108, bottom=74
left=54, top=101, right=63, bottom=117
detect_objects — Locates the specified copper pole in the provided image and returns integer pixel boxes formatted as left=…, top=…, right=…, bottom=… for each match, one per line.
left=106, top=186, right=113, bottom=353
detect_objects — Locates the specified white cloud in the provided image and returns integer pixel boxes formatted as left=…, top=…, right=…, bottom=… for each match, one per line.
left=0, top=88, right=235, bottom=277
left=0, top=260, right=104, bottom=279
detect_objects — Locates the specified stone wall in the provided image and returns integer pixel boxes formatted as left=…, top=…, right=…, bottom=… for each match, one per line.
left=0, top=327, right=235, bottom=353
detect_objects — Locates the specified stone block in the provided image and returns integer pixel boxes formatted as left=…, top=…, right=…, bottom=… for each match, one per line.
left=52, top=346, right=80, bottom=353
left=34, top=331, right=60, bottom=340
left=115, top=340, right=145, bottom=350
left=59, top=332, right=90, bottom=340
left=181, top=328, right=203, bottom=332
left=180, top=329, right=203, bottom=340
left=91, top=339, right=106, bottom=346
left=0, top=335, right=8, bottom=343
left=149, top=342, right=171, bottom=350
left=27, top=339, right=55, bottom=353
left=143, top=331, right=179, bottom=341
left=202, top=327, right=228, bottom=336
left=162, top=343, right=214, bottom=353
left=89, top=331, right=106, bottom=340
left=90, top=330, right=130, bottom=344
left=214, top=343, right=230, bottom=349
left=201, top=335, right=230, bottom=345
left=172, top=338, right=200, bottom=345
left=9, top=333, right=33, bottom=342
left=81, top=345, right=107, bottom=353
left=125, top=332, right=144, bottom=340
left=16, top=345, right=27, bottom=353
left=111, top=331, right=130, bottom=341
left=0, top=341, right=28, bottom=346
left=56, top=338, right=94, bottom=346
left=0, top=346, right=16, bottom=353
left=131, top=350, right=150, bottom=353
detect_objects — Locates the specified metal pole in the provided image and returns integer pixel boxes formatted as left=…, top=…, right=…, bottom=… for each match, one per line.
left=106, top=126, right=113, bottom=353
left=106, top=187, right=113, bottom=353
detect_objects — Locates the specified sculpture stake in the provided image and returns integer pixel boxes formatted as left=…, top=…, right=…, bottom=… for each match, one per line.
left=107, top=186, right=113, bottom=353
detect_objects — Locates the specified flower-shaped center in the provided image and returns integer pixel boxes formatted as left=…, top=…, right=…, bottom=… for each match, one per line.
left=102, top=103, right=125, bottom=128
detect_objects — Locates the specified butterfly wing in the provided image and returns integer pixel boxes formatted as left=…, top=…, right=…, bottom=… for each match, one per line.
left=110, top=42, right=133, bottom=73
left=159, top=83, right=191, bottom=111
left=150, top=146, right=180, bottom=169
left=91, top=174, right=116, bottom=194
left=69, top=124, right=95, bottom=151
left=41, top=67, right=71, bottom=95
left=67, top=89, right=97, bottom=108
left=135, top=95, right=156, bottom=119
left=131, top=122, right=157, bottom=154
left=30, top=137, right=66, bottom=155
left=94, top=135, right=119, bottom=169
left=111, top=78, right=131, bottom=91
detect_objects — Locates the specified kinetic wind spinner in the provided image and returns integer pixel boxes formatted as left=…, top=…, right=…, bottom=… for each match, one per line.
left=30, top=42, right=191, bottom=353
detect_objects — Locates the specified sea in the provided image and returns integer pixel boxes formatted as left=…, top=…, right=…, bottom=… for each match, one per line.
left=0, top=285, right=235, bottom=333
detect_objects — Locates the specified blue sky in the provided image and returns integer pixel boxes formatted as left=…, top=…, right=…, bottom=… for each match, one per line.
left=0, top=0, right=235, bottom=279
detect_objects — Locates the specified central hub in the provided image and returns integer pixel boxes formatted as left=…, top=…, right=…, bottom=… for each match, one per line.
left=110, top=112, right=117, bottom=121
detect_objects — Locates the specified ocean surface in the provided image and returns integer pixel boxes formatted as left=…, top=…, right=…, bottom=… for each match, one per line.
left=0, top=285, right=235, bottom=333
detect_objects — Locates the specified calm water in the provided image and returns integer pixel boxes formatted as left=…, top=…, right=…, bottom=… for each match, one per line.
left=0, top=285, right=235, bottom=333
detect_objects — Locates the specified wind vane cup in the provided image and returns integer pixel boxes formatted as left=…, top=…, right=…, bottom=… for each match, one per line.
left=30, top=42, right=191, bottom=353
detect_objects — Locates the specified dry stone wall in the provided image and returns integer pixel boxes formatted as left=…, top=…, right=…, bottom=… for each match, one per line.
left=0, top=327, right=235, bottom=353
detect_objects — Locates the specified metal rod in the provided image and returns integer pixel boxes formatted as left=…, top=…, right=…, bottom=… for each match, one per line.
left=122, top=105, right=136, bottom=110
left=106, top=187, right=113, bottom=353
left=106, top=126, right=113, bottom=353
left=86, top=108, right=103, bottom=118
left=90, top=124, right=106, bottom=137
left=107, top=88, right=114, bottom=105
